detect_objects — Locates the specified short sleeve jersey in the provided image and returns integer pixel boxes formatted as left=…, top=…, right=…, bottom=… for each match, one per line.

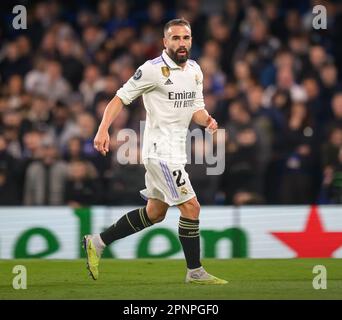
left=116, top=50, right=205, bottom=164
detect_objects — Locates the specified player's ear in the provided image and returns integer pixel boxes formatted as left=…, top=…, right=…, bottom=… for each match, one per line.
left=163, top=37, right=167, bottom=48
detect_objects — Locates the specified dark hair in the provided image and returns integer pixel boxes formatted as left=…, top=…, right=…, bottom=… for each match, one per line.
left=163, top=18, right=191, bottom=35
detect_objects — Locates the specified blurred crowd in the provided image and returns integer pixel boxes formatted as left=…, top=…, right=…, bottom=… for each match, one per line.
left=1, top=0, right=342, bottom=206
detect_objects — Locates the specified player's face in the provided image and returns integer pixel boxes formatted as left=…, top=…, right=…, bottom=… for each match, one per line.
left=164, top=25, right=192, bottom=65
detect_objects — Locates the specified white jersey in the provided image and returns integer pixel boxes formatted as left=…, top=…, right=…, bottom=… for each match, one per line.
left=116, top=50, right=205, bottom=164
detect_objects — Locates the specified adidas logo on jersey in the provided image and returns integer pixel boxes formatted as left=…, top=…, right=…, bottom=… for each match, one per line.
left=164, top=78, right=173, bottom=85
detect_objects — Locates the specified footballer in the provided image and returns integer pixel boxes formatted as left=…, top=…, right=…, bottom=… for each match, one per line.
left=83, top=18, right=227, bottom=285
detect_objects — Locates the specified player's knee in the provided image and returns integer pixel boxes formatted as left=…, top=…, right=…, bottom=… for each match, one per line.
left=146, top=203, right=168, bottom=224
left=153, top=211, right=167, bottom=223
left=149, top=209, right=167, bottom=224
left=190, top=200, right=201, bottom=219
left=181, top=198, right=201, bottom=220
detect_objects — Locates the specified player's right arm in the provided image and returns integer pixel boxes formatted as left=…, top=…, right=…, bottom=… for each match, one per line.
left=94, top=61, right=156, bottom=156
left=94, top=95, right=123, bottom=156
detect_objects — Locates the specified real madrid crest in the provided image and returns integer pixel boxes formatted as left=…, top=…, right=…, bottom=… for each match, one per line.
left=180, top=186, right=188, bottom=195
left=195, top=74, right=201, bottom=85
left=161, top=66, right=170, bottom=78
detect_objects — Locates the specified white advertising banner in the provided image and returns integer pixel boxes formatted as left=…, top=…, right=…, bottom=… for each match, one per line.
left=0, top=205, right=341, bottom=259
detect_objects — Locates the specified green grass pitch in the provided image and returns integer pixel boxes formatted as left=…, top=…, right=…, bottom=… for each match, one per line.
left=0, top=259, right=341, bottom=300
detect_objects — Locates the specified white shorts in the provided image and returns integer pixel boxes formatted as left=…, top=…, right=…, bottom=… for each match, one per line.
left=140, top=158, right=196, bottom=206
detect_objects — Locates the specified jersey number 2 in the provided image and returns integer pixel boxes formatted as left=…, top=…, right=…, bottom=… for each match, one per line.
left=173, top=170, right=186, bottom=187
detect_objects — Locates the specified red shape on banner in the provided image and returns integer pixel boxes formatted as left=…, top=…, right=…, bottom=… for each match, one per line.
left=271, top=206, right=342, bottom=257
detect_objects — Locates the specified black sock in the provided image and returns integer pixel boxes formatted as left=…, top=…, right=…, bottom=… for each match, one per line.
left=100, top=207, right=153, bottom=246
left=178, top=216, right=202, bottom=269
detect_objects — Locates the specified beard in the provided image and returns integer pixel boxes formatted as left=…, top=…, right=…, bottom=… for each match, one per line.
left=168, top=47, right=190, bottom=64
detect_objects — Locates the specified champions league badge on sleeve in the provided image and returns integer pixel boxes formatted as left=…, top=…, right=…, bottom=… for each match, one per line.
left=133, top=69, right=142, bottom=80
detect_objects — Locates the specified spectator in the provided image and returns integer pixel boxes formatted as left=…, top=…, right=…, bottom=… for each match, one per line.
left=23, top=137, right=68, bottom=205
left=26, top=95, right=52, bottom=131
left=236, top=13, right=280, bottom=78
left=2, top=74, right=28, bottom=111
left=48, top=101, right=80, bottom=150
left=56, top=37, right=84, bottom=90
left=0, top=40, right=32, bottom=81
left=263, top=1, right=286, bottom=40
left=302, top=76, right=325, bottom=135
left=92, top=75, right=120, bottom=112
left=319, top=62, right=341, bottom=113
left=1, top=110, right=23, bottom=159
left=246, top=84, right=273, bottom=182
left=199, top=56, right=225, bottom=95
left=63, top=136, right=85, bottom=162
left=76, top=112, right=97, bottom=158
left=233, top=59, right=255, bottom=94
left=263, top=65, right=307, bottom=107
left=179, top=0, right=208, bottom=48
left=79, top=64, right=105, bottom=108
left=320, top=127, right=342, bottom=203
left=220, top=100, right=263, bottom=204
left=0, top=168, right=20, bottom=205
left=64, top=159, right=102, bottom=207
left=105, top=145, right=145, bottom=205
left=215, top=80, right=240, bottom=126
left=187, top=138, right=219, bottom=204
left=146, top=1, right=167, bottom=31
left=284, top=9, right=304, bottom=40
left=24, top=59, right=71, bottom=102
left=104, top=0, right=136, bottom=36
left=288, top=32, right=310, bottom=71
left=323, top=92, right=342, bottom=142
left=38, top=31, right=58, bottom=60
left=22, top=129, right=44, bottom=161
left=0, top=133, right=21, bottom=204
left=82, top=25, right=106, bottom=60
left=308, top=45, right=328, bottom=78
left=329, top=92, right=342, bottom=130
left=76, top=112, right=110, bottom=176
left=279, top=102, right=316, bottom=204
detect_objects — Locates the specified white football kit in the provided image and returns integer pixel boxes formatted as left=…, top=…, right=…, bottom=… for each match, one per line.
left=116, top=50, right=205, bottom=205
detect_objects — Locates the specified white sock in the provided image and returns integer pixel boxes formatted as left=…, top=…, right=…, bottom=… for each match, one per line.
left=188, top=266, right=203, bottom=273
left=93, top=234, right=106, bottom=249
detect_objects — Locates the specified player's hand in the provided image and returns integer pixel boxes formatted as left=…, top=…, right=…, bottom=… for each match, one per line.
left=93, top=129, right=110, bottom=156
left=206, top=115, right=218, bottom=134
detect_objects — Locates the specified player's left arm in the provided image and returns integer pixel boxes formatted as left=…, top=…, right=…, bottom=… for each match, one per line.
left=192, top=109, right=218, bottom=133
